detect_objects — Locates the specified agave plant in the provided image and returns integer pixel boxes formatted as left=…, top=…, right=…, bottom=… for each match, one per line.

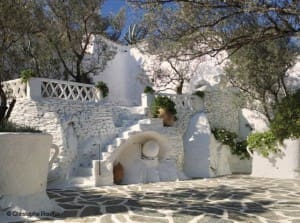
left=124, top=24, right=147, bottom=45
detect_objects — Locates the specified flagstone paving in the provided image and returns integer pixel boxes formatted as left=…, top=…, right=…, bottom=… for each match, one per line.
left=26, top=175, right=300, bottom=222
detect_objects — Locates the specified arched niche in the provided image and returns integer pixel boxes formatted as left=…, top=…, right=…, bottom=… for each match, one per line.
left=111, top=131, right=176, bottom=185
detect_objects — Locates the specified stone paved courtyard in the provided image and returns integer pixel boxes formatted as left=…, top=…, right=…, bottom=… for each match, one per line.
left=26, top=175, right=300, bottom=222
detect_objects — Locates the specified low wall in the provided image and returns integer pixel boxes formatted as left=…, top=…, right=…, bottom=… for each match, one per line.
left=9, top=98, right=117, bottom=182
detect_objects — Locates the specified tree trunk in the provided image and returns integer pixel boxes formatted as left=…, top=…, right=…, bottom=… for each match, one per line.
left=176, top=80, right=184, bottom=95
left=0, top=85, right=7, bottom=123
left=5, top=98, right=16, bottom=121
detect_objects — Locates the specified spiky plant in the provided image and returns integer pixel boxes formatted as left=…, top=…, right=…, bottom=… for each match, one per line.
left=124, top=24, right=147, bottom=45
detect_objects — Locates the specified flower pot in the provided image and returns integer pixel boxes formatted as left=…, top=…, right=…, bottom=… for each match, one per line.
left=0, top=133, right=63, bottom=214
left=158, top=108, right=176, bottom=126
left=113, top=162, right=124, bottom=185
left=248, top=138, right=300, bottom=179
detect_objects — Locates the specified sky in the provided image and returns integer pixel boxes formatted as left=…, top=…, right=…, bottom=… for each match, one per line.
left=102, top=0, right=143, bottom=39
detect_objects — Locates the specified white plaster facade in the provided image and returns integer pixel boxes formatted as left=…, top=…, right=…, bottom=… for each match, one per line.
left=3, top=41, right=299, bottom=188
left=3, top=77, right=256, bottom=186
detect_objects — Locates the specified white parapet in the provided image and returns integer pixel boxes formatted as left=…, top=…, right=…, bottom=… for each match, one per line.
left=3, top=77, right=101, bottom=102
left=251, top=139, right=300, bottom=179
left=27, top=78, right=42, bottom=100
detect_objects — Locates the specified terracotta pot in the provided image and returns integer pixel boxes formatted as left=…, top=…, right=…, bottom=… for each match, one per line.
left=113, top=162, right=124, bottom=185
left=158, top=108, right=175, bottom=126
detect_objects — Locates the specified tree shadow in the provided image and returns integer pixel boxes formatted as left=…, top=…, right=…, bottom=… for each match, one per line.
left=38, top=183, right=281, bottom=222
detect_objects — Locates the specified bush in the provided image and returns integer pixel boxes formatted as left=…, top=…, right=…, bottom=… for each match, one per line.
left=247, top=131, right=279, bottom=157
left=270, top=90, right=300, bottom=143
left=20, top=69, right=35, bottom=83
left=246, top=91, right=300, bottom=157
left=212, top=128, right=237, bottom=148
left=144, top=86, right=155, bottom=94
left=212, top=128, right=250, bottom=159
left=0, top=121, right=41, bottom=133
left=151, top=96, right=177, bottom=118
left=193, top=90, right=205, bottom=98
left=235, top=140, right=249, bottom=159
left=95, top=81, right=109, bottom=98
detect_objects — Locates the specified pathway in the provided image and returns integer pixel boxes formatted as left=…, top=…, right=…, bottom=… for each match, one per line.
left=15, top=175, right=300, bottom=222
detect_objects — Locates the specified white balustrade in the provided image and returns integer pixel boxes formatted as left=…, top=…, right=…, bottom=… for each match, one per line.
left=40, top=78, right=99, bottom=102
left=2, top=78, right=101, bottom=102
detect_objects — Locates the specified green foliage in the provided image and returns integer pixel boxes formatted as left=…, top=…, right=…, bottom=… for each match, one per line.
left=151, top=96, right=177, bottom=118
left=0, top=121, right=41, bottom=133
left=212, top=128, right=250, bottom=159
left=20, top=69, right=35, bottom=83
left=212, top=128, right=237, bottom=148
left=144, top=86, right=155, bottom=94
left=235, top=140, right=249, bottom=159
left=247, top=131, right=279, bottom=157
left=224, top=38, right=298, bottom=120
left=95, top=81, right=109, bottom=98
left=270, top=90, right=300, bottom=143
left=193, top=91, right=205, bottom=98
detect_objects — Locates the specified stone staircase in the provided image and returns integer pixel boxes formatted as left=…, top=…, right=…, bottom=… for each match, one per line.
left=100, top=118, right=162, bottom=161
left=66, top=106, right=163, bottom=187
left=92, top=118, right=164, bottom=186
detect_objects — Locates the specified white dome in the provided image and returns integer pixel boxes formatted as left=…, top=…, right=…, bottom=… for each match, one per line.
left=142, top=140, right=160, bottom=158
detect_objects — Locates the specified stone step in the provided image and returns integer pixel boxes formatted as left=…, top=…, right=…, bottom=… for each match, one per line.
left=116, top=138, right=126, bottom=147
left=101, top=152, right=111, bottom=161
left=107, top=145, right=115, bottom=153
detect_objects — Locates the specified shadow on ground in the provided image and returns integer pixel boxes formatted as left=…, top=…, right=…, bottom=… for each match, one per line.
left=37, top=183, right=280, bottom=222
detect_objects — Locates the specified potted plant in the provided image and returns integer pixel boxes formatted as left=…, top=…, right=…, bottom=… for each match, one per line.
left=95, top=81, right=109, bottom=99
left=151, top=95, right=177, bottom=126
left=0, top=77, right=63, bottom=215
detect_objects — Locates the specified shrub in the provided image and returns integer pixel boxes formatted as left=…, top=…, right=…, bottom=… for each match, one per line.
left=20, top=69, right=35, bottom=83
left=246, top=91, right=300, bottom=157
left=212, top=128, right=250, bottom=159
left=95, top=81, right=109, bottom=98
left=193, top=90, right=205, bottom=98
left=247, top=131, right=279, bottom=157
left=0, top=121, right=41, bottom=133
left=234, top=140, right=250, bottom=159
left=144, top=86, right=155, bottom=94
left=212, top=128, right=236, bottom=148
left=151, top=96, right=177, bottom=118
left=270, top=90, right=300, bottom=143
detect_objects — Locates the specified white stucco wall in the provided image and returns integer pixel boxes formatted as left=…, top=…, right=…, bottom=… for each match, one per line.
left=251, top=139, right=300, bottom=179
left=204, top=88, right=242, bottom=134
left=93, top=45, right=147, bottom=106
left=183, top=112, right=211, bottom=178
left=9, top=98, right=117, bottom=184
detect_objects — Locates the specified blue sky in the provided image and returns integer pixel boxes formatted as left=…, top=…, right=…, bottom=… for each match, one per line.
left=102, top=0, right=126, bottom=15
left=102, top=0, right=143, bottom=38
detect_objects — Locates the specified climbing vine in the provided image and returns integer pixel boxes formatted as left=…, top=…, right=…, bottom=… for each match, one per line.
left=212, top=128, right=250, bottom=159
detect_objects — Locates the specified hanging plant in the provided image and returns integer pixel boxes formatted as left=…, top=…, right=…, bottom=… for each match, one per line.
left=144, top=86, right=155, bottom=94
left=20, top=69, right=35, bottom=83
left=212, top=128, right=250, bottom=159
left=95, top=81, right=109, bottom=98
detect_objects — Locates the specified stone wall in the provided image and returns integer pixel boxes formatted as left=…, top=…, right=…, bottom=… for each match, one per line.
left=204, top=89, right=243, bottom=134
left=9, top=98, right=117, bottom=182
